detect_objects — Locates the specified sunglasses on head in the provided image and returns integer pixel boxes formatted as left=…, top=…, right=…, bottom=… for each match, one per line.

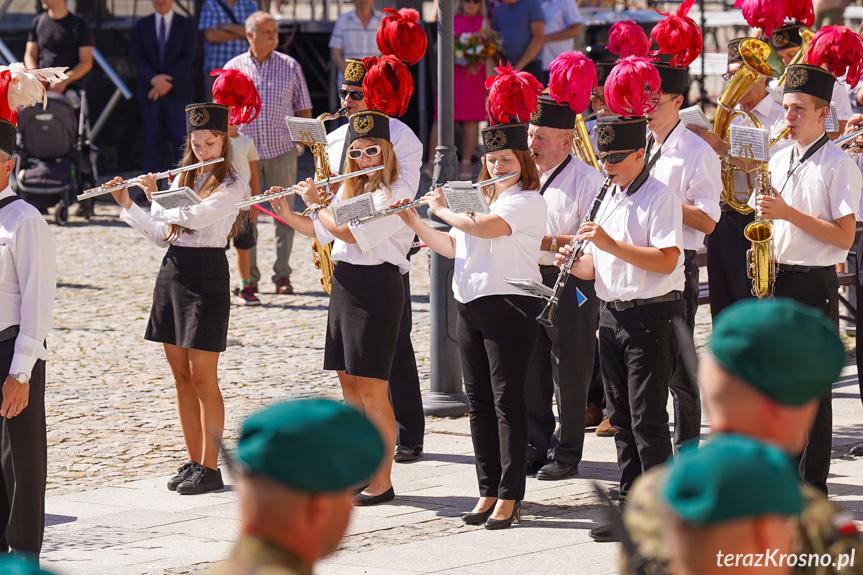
left=599, top=149, right=638, bottom=164
left=347, top=145, right=382, bottom=160
left=338, top=89, right=364, bottom=101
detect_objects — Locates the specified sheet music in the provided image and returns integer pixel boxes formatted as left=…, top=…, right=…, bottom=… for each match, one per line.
left=286, top=117, right=328, bottom=146
left=333, top=193, right=376, bottom=227
left=824, top=103, right=839, bottom=133
left=151, top=186, right=201, bottom=210
left=443, top=183, right=490, bottom=215
left=679, top=106, right=713, bottom=131
left=729, top=125, right=769, bottom=162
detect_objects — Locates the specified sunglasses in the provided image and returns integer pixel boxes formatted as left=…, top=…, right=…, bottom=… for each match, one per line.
left=599, top=149, right=638, bottom=164
left=348, top=145, right=382, bottom=160
left=463, top=0, right=482, bottom=3
left=338, top=89, right=364, bottom=101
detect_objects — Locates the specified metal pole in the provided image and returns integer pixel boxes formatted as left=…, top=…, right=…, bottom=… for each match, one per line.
left=423, top=0, right=469, bottom=417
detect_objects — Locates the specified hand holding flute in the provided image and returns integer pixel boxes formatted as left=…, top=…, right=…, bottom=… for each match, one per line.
left=102, top=173, right=158, bottom=210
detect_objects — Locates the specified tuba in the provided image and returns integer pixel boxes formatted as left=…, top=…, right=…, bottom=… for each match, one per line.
left=713, top=38, right=784, bottom=214
left=572, top=113, right=601, bottom=171
left=776, top=28, right=814, bottom=86
left=743, top=159, right=776, bottom=299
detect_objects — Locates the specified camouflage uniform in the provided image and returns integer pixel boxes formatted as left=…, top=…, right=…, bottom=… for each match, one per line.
left=621, top=464, right=863, bottom=575
left=207, top=536, right=311, bottom=575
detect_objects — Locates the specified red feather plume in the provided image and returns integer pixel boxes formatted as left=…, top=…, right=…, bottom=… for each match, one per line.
left=650, top=0, right=703, bottom=67
left=548, top=52, right=596, bottom=114
left=607, top=21, right=650, bottom=58
left=734, top=0, right=787, bottom=37
left=805, top=25, right=863, bottom=88
left=485, top=61, right=544, bottom=125
left=0, top=70, right=14, bottom=125
left=605, top=56, right=661, bottom=117
left=210, top=69, right=261, bottom=125
left=376, top=8, right=428, bottom=66
left=362, top=55, right=414, bottom=117
left=786, top=0, right=814, bottom=28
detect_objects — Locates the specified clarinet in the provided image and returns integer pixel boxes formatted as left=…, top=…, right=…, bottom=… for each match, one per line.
left=536, top=176, right=613, bottom=327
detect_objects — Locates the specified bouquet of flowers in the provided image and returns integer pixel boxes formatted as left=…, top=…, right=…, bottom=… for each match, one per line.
left=454, top=29, right=500, bottom=70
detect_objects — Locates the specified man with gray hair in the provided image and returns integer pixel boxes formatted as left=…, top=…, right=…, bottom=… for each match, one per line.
left=224, top=12, right=312, bottom=295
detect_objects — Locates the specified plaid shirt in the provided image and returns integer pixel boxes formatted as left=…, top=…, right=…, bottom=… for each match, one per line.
left=198, top=0, right=258, bottom=73
left=224, top=51, right=313, bottom=159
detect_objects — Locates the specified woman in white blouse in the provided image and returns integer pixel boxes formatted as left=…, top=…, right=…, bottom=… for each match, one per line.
left=267, top=110, right=413, bottom=506
left=105, top=103, right=245, bottom=496
left=393, top=122, right=547, bottom=529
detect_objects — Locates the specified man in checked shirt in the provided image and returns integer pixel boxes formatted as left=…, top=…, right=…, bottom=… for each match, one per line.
left=224, top=11, right=313, bottom=295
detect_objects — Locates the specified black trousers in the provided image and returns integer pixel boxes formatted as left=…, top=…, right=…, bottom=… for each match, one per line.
left=587, top=345, right=604, bottom=408
left=0, top=336, right=47, bottom=556
left=856, top=234, right=863, bottom=409
left=457, top=295, right=542, bottom=501
left=667, top=250, right=701, bottom=450
left=707, top=209, right=755, bottom=319
left=388, top=273, right=425, bottom=447
left=775, top=266, right=839, bottom=495
left=599, top=299, right=681, bottom=503
left=526, top=267, right=599, bottom=467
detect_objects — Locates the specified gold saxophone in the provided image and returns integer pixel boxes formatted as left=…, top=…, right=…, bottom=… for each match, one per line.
left=743, top=159, right=776, bottom=299
left=714, top=38, right=785, bottom=214
left=307, top=107, right=347, bottom=294
left=572, top=113, right=600, bottom=171
left=776, top=28, right=814, bottom=86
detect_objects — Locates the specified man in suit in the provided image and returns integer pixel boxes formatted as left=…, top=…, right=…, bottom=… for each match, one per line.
left=132, top=0, right=196, bottom=173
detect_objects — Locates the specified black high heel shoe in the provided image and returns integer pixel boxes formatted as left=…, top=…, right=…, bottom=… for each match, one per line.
left=484, top=500, right=521, bottom=530
left=462, top=505, right=495, bottom=525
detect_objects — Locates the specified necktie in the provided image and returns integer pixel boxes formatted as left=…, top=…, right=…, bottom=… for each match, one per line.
left=158, top=16, right=167, bottom=66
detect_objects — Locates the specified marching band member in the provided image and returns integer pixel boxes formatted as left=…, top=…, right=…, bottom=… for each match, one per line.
left=392, top=66, right=547, bottom=529
left=524, top=52, right=605, bottom=481
left=107, top=101, right=247, bottom=495
left=645, top=4, right=720, bottom=450
left=749, top=56, right=863, bottom=493
left=268, top=109, right=414, bottom=506
left=690, top=38, right=791, bottom=318
left=559, top=56, right=685, bottom=541
left=324, top=54, right=426, bottom=463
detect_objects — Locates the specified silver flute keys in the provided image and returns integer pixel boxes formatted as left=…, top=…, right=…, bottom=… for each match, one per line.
left=235, top=165, right=386, bottom=208
left=77, top=158, right=225, bottom=201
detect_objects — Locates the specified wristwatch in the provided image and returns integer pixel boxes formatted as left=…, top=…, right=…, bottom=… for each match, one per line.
left=8, top=373, right=29, bottom=385
left=549, top=235, right=558, bottom=254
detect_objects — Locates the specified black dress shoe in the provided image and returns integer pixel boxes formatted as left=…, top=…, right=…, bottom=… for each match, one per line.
left=536, top=461, right=579, bottom=481
left=167, top=461, right=199, bottom=491
left=852, top=443, right=863, bottom=456
left=354, top=486, right=395, bottom=506
left=176, top=465, right=224, bottom=495
left=462, top=505, right=495, bottom=525
left=393, top=444, right=423, bottom=462
left=485, top=500, right=521, bottom=530
left=526, top=460, right=545, bottom=477
left=589, top=523, right=621, bottom=542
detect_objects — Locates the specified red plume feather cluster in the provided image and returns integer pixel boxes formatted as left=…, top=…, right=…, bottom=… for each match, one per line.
left=650, top=0, right=703, bottom=67
left=484, top=62, right=544, bottom=125
left=734, top=0, right=786, bottom=37
left=376, top=8, right=427, bottom=66
left=607, top=21, right=650, bottom=58
left=786, top=0, right=814, bottom=28
left=805, top=25, right=863, bottom=88
left=0, top=69, right=14, bottom=125
left=548, top=52, right=596, bottom=114
left=362, top=55, right=414, bottom=117
left=605, top=56, right=661, bottom=117
left=210, top=69, right=261, bottom=125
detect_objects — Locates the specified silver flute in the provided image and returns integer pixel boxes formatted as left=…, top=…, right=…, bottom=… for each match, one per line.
left=350, top=172, right=519, bottom=224
left=235, top=165, right=386, bottom=208
left=77, top=158, right=225, bottom=201
left=836, top=127, right=863, bottom=148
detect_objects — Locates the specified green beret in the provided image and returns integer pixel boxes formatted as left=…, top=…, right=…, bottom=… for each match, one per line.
left=235, top=399, right=384, bottom=493
left=662, top=434, right=803, bottom=525
left=0, top=556, right=58, bottom=575
left=708, top=298, right=844, bottom=406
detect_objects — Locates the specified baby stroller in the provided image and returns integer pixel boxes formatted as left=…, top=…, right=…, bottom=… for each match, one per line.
left=11, top=90, right=93, bottom=225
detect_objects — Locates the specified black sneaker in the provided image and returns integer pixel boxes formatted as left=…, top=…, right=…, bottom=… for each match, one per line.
left=167, top=461, right=199, bottom=491
left=176, top=465, right=224, bottom=495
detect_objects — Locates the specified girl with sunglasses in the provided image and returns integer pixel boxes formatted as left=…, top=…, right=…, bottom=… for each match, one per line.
left=266, top=110, right=414, bottom=506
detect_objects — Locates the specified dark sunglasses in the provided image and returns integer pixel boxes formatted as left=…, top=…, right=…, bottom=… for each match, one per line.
left=338, top=89, right=364, bottom=101
left=599, top=149, right=638, bottom=164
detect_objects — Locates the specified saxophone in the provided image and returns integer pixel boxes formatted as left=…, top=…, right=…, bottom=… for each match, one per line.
left=776, top=28, right=814, bottom=86
left=743, top=161, right=776, bottom=299
left=572, top=113, right=600, bottom=172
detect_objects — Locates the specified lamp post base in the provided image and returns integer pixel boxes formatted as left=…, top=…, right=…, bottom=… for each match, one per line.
left=422, top=391, right=469, bottom=417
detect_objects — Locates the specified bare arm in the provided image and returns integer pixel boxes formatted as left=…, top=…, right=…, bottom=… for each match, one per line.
left=544, top=22, right=581, bottom=42
left=432, top=207, right=513, bottom=239
left=757, top=195, right=857, bottom=250
left=540, top=233, right=575, bottom=251
left=682, top=204, right=716, bottom=234
left=314, top=207, right=357, bottom=244
left=514, top=21, right=545, bottom=71
left=24, top=42, right=38, bottom=70
left=203, top=27, right=246, bottom=43
left=296, top=109, right=312, bottom=119
left=391, top=199, right=456, bottom=258
left=331, top=47, right=346, bottom=72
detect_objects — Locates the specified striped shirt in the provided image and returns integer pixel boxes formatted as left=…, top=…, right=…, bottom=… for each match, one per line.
left=198, top=0, right=258, bottom=73
left=328, top=9, right=382, bottom=86
left=224, top=50, right=313, bottom=159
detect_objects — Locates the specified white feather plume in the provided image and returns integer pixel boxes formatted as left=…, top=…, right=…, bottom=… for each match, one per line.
left=3, top=63, right=69, bottom=112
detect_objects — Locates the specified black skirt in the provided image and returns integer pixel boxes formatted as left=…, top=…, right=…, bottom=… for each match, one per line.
left=145, top=245, right=231, bottom=352
left=324, top=261, right=404, bottom=380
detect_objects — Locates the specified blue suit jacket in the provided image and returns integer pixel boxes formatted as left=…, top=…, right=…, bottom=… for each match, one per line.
left=132, top=12, right=196, bottom=103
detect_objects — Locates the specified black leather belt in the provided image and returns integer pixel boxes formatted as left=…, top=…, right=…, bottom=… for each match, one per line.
left=0, top=326, right=19, bottom=342
left=777, top=264, right=831, bottom=273
left=607, top=291, right=682, bottom=311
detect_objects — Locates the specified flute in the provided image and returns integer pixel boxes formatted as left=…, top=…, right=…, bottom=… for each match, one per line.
left=77, top=158, right=225, bottom=201
left=235, top=165, right=386, bottom=208
left=350, top=172, right=519, bottom=224
left=836, top=127, right=863, bottom=148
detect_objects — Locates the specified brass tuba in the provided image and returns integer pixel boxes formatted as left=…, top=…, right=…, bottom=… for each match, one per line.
left=776, top=28, right=814, bottom=86
left=572, top=113, right=601, bottom=171
left=743, top=159, right=776, bottom=298
left=713, top=38, right=784, bottom=214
